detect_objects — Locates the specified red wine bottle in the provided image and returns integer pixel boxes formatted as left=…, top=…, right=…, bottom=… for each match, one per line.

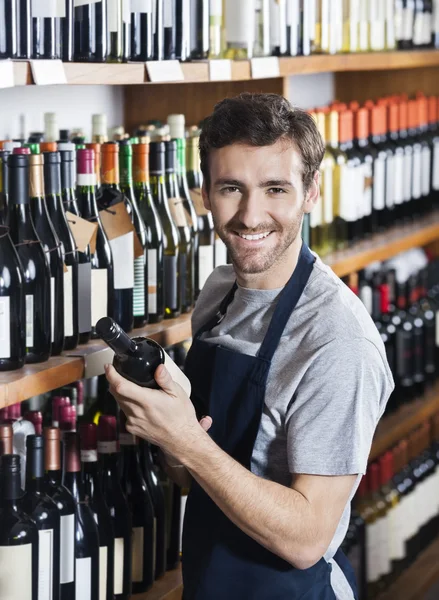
left=31, top=1, right=61, bottom=59
left=0, top=454, right=38, bottom=600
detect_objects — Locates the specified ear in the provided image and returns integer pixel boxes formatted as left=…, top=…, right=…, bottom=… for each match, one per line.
left=303, top=171, right=320, bottom=215
left=202, top=182, right=211, bottom=211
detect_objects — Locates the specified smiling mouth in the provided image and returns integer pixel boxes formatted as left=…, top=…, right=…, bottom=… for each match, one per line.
left=235, top=231, right=273, bottom=241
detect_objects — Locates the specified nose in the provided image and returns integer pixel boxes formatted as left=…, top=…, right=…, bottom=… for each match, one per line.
left=237, top=190, right=266, bottom=231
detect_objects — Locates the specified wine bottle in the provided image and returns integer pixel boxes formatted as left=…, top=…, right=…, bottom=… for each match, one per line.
left=119, top=140, right=149, bottom=328
left=32, top=1, right=61, bottom=59
left=0, top=0, right=17, bottom=58
left=153, top=0, right=164, bottom=59
left=99, top=142, right=134, bottom=333
left=190, top=0, right=209, bottom=59
left=91, top=115, right=108, bottom=144
left=369, top=105, right=392, bottom=231
left=0, top=149, right=10, bottom=226
left=130, top=0, right=154, bottom=61
left=175, top=0, right=191, bottom=61
left=209, top=0, right=223, bottom=57
left=0, top=226, right=25, bottom=371
left=0, top=423, right=13, bottom=455
left=44, top=427, right=76, bottom=600
left=25, top=410, right=43, bottom=435
left=61, top=0, right=74, bottom=61
left=77, top=149, right=114, bottom=338
left=269, top=0, right=287, bottom=56
left=107, top=0, right=124, bottom=62
left=417, top=95, right=434, bottom=215
left=163, top=0, right=176, bottom=59
left=80, top=422, right=115, bottom=600
left=44, top=151, right=79, bottom=351
left=0, top=454, right=38, bottom=600
left=98, top=415, right=133, bottom=600
left=30, top=153, right=65, bottom=357
left=22, top=435, right=61, bottom=600
left=74, top=0, right=108, bottom=62
left=119, top=415, right=155, bottom=593
left=165, top=140, right=194, bottom=313
left=17, top=0, right=31, bottom=58
left=224, top=0, right=255, bottom=58
left=132, top=142, right=165, bottom=324
left=52, top=396, right=69, bottom=429
left=8, top=153, right=51, bottom=364
left=149, top=141, right=181, bottom=319
left=63, top=432, right=100, bottom=600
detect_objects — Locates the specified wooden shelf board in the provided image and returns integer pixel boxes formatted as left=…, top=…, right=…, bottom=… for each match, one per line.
left=134, top=566, right=182, bottom=600
left=326, top=213, right=439, bottom=277
left=377, top=536, right=439, bottom=600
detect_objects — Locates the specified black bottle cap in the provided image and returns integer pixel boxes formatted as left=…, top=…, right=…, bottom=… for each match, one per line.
left=44, top=152, right=62, bottom=195
left=149, top=141, right=165, bottom=175
left=164, top=140, right=177, bottom=173
left=0, top=453, right=21, bottom=473
left=59, top=150, right=74, bottom=190
left=26, top=435, right=45, bottom=478
left=8, top=153, right=29, bottom=205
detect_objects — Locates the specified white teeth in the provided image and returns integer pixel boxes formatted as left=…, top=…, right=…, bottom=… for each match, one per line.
left=238, top=232, right=270, bottom=241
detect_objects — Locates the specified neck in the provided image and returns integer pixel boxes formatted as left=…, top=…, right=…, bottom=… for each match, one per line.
left=26, top=476, right=44, bottom=493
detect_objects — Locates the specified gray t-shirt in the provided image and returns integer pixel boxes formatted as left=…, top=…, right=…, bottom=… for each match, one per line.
left=191, top=253, right=394, bottom=599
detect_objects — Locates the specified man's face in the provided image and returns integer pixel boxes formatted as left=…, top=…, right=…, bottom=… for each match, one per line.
left=203, top=139, right=314, bottom=277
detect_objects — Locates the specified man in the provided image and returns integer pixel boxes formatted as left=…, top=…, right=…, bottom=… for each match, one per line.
left=105, top=93, right=394, bottom=599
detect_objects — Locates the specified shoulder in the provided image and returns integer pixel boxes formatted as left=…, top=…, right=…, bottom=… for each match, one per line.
left=191, top=266, right=235, bottom=335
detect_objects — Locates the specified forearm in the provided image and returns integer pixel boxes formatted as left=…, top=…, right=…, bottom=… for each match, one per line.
left=158, top=449, right=192, bottom=489
left=175, top=430, right=321, bottom=569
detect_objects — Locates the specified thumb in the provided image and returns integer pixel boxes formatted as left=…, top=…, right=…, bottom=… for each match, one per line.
left=200, top=416, right=213, bottom=432
left=154, top=364, right=178, bottom=396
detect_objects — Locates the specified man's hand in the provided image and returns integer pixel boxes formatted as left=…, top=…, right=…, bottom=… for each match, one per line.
left=161, top=415, right=213, bottom=468
left=104, top=362, right=208, bottom=459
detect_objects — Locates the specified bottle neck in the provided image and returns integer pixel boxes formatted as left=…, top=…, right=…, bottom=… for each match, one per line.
left=77, top=184, right=99, bottom=217
left=101, top=155, right=120, bottom=186
left=98, top=450, right=120, bottom=475
left=120, top=157, right=133, bottom=187
left=26, top=445, right=46, bottom=491
left=1, top=470, right=22, bottom=501
left=63, top=471, right=82, bottom=502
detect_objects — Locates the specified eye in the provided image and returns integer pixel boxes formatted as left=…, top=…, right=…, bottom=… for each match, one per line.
left=268, top=187, right=287, bottom=195
left=221, top=186, right=240, bottom=194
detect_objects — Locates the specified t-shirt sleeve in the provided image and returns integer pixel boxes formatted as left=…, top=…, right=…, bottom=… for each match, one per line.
left=286, top=337, right=394, bottom=476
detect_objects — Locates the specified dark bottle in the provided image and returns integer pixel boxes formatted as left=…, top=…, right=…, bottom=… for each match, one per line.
left=154, top=0, right=164, bottom=60
left=387, top=102, right=406, bottom=224
left=61, top=0, right=74, bottom=61
left=0, top=149, right=10, bottom=226
left=407, top=274, right=425, bottom=398
left=80, top=423, right=115, bottom=600
left=0, top=226, right=25, bottom=371
left=163, top=0, right=176, bottom=59
left=190, top=0, right=209, bottom=59
left=186, top=135, right=214, bottom=296
left=0, top=0, right=17, bottom=58
left=63, top=432, right=100, bottom=600
left=354, top=108, right=375, bottom=238
left=417, top=267, right=437, bottom=388
left=165, top=140, right=194, bottom=313
left=396, top=100, right=415, bottom=222
left=395, top=0, right=415, bottom=49
left=96, top=316, right=164, bottom=388
left=417, top=95, right=434, bottom=215
left=44, top=427, right=76, bottom=600
left=165, top=480, right=182, bottom=571
left=428, top=96, right=439, bottom=206
left=405, top=430, right=423, bottom=564
left=175, top=0, right=191, bottom=60
left=407, top=99, right=424, bottom=220
left=98, top=415, right=132, bottom=600
left=74, top=0, right=108, bottom=61
left=0, top=454, right=38, bottom=600
left=16, top=0, right=31, bottom=58
left=119, top=140, right=149, bottom=328
left=8, top=152, right=51, bottom=364
left=77, top=149, right=114, bottom=338
left=107, top=0, right=124, bottom=62
left=21, top=435, right=61, bottom=600
left=149, top=142, right=181, bottom=319
left=60, top=148, right=92, bottom=345
left=44, top=151, right=79, bottom=351
left=0, top=422, right=13, bottom=455
left=99, top=142, right=134, bottom=333
left=119, top=416, right=155, bottom=593
left=139, top=440, right=167, bottom=579
left=130, top=0, right=154, bottom=60
left=393, top=280, right=415, bottom=406
left=132, top=143, right=165, bottom=324
left=32, top=2, right=61, bottom=59
left=369, top=105, right=394, bottom=232
left=30, top=153, right=65, bottom=357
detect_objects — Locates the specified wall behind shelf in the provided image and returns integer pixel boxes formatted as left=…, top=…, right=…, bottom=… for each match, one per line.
left=0, top=85, right=124, bottom=140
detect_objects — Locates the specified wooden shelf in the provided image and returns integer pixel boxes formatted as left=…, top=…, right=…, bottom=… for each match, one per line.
left=0, top=313, right=192, bottom=408
left=326, top=212, right=439, bottom=277
left=134, top=566, right=182, bottom=600
left=377, top=536, right=439, bottom=600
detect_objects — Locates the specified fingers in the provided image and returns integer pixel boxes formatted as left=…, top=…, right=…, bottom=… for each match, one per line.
left=104, top=364, right=163, bottom=407
left=154, top=365, right=179, bottom=397
left=200, top=416, right=213, bottom=432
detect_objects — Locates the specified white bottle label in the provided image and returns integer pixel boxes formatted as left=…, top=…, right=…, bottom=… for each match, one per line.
left=108, top=0, right=120, bottom=32
left=99, top=546, right=108, bottom=600
left=110, top=232, right=134, bottom=290
left=366, top=520, right=381, bottom=583
left=413, top=11, right=424, bottom=44
left=60, top=514, right=75, bottom=584
left=31, top=0, right=58, bottom=18
left=131, top=0, right=152, bottom=13
left=91, top=268, right=108, bottom=327
left=421, top=146, right=432, bottom=196
left=50, top=276, right=55, bottom=344
left=0, top=543, right=33, bottom=599
left=412, top=146, right=422, bottom=199
left=210, top=0, right=222, bottom=18
left=349, top=0, right=360, bottom=52
left=0, top=297, right=11, bottom=359
left=163, top=0, right=173, bottom=27
left=386, top=0, right=395, bottom=47
left=26, top=294, right=34, bottom=348
left=198, top=245, right=214, bottom=290
left=114, top=537, right=124, bottom=595
left=147, top=249, right=158, bottom=314
left=81, top=449, right=98, bottom=462
left=385, top=154, right=395, bottom=209
left=323, top=163, right=334, bottom=224
left=64, top=266, right=74, bottom=338
left=433, top=140, right=439, bottom=191
left=132, top=527, right=144, bottom=582
left=98, top=441, right=118, bottom=454
left=393, top=152, right=405, bottom=205
left=403, top=150, right=413, bottom=202
left=270, top=0, right=281, bottom=46
left=369, top=0, right=386, bottom=50
left=133, top=255, right=146, bottom=318
left=214, top=237, right=228, bottom=268
left=310, top=193, right=323, bottom=228
left=389, top=501, right=405, bottom=560
left=379, top=513, right=391, bottom=576
left=340, top=164, right=358, bottom=222
left=373, top=157, right=386, bottom=210
left=226, top=0, right=254, bottom=45
left=395, top=1, right=403, bottom=40
left=74, top=0, right=102, bottom=7
left=363, top=162, right=373, bottom=217
left=122, top=0, right=130, bottom=22
left=75, top=557, right=92, bottom=600
left=38, top=529, right=54, bottom=600
left=403, top=5, right=415, bottom=41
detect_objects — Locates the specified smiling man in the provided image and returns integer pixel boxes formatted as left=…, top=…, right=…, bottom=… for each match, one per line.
left=105, top=93, right=394, bottom=599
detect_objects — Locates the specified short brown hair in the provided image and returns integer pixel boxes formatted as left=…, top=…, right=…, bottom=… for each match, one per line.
left=199, top=93, right=325, bottom=192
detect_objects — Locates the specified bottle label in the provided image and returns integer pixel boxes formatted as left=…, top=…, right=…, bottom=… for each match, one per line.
left=26, top=294, right=34, bottom=348
left=163, top=0, right=173, bottom=27
left=132, top=527, right=145, bottom=583
left=110, top=232, right=135, bottom=290
left=0, top=297, right=11, bottom=359
left=113, top=538, right=124, bottom=595
left=433, top=141, right=439, bottom=191
left=75, top=557, right=92, bottom=600
left=269, top=0, right=281, bottom=47
left=349, top=0, right=360, bottom=52
left=168, top=197, right=188, bottom=228
left=74, top=0, right=102, bottom=7
left=122, top=0, right=130, bottom=22
left=60, top=514, right=75, bottom=584
left=226, top=0, right=254, bottom=45
left=366, top=519, right=381, bottom=583
left=339, top=164, right=360, bottom=222
left=386, top=0, right=395, bottom=48
left=421, top=146, right=431, bottom=197
left=77, top=173, right=97, bottom=186
left=363, top=161, right=373, bottom=217
left=189, top=188, right=209, bottom=217
left=64, top=266, right=74, bottom=338
left=108, top=0, right=120, bottom=32
left=164, top=255, right=179, bottom=312
left=80, top=449, right=98, bottom=462
left=38, top=529, right=54, bottom=600
left=78, top=262, right=92, bottom=335
left=394, top=1, right=403, bottom=40
left=91, top=269, right=108, bottom=327
left=403, top=5, right=415, bottom=41
left=99, top=546, right=108, bottom=600
left=379, top=513, right=391, bottom=577
left=385, top=154, right=394, bottom=209
left=50, top=277, right=55, bottom=344
left=119, top=432, right=136, bottom=446
left=0, top=543, right=33, bottom=598
left=214, top=236, right=228, bottom=268
left=393, top=152, right=405, bottom=205
left=133, top=255, right=146, bottom=318
left=31, top=0, right=61, bottom=18
left=323, top=162, right=334, bottom=224
left=198, top=245, right=214, bottom=291
left=369, top=0, right=386, bottom=50
left=98, top=441, right=118, bottom=454
left=131, top=0, right=152, bottom=13
left=210, top=0, right=222, bottom=18
left=403, top=149, right=413, bottom=202
left=413, top=11, right=424, bottom=45
left=373, top=156, right=386, bottom=210
left=389, top=501, right=405, bottom=560
left=412, top=145, right=422, bottom=199
left=147, top=249, right=158, bottom=314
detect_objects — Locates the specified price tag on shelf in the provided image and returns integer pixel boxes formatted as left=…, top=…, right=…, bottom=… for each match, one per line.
left=30, top=60, right=67, bottom=85
left=65, top=211, right=98, bottom=253
left=209, top=59, right=232, bottom=82
left=146, top=60, right=184, bottom=83
left=250, top=57, right=280, bottom=79
left=0, top=61, right=14, bottom=88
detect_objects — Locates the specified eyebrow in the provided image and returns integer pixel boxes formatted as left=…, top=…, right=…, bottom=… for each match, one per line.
left=214, top=178, right=293, bottom=188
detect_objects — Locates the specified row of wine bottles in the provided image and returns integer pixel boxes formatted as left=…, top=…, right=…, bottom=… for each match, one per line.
left=342, top=412, right=439, bottom=599
left=0, top=113, right=226, bottom=371
left=301, top=93, right=439, bottom=256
